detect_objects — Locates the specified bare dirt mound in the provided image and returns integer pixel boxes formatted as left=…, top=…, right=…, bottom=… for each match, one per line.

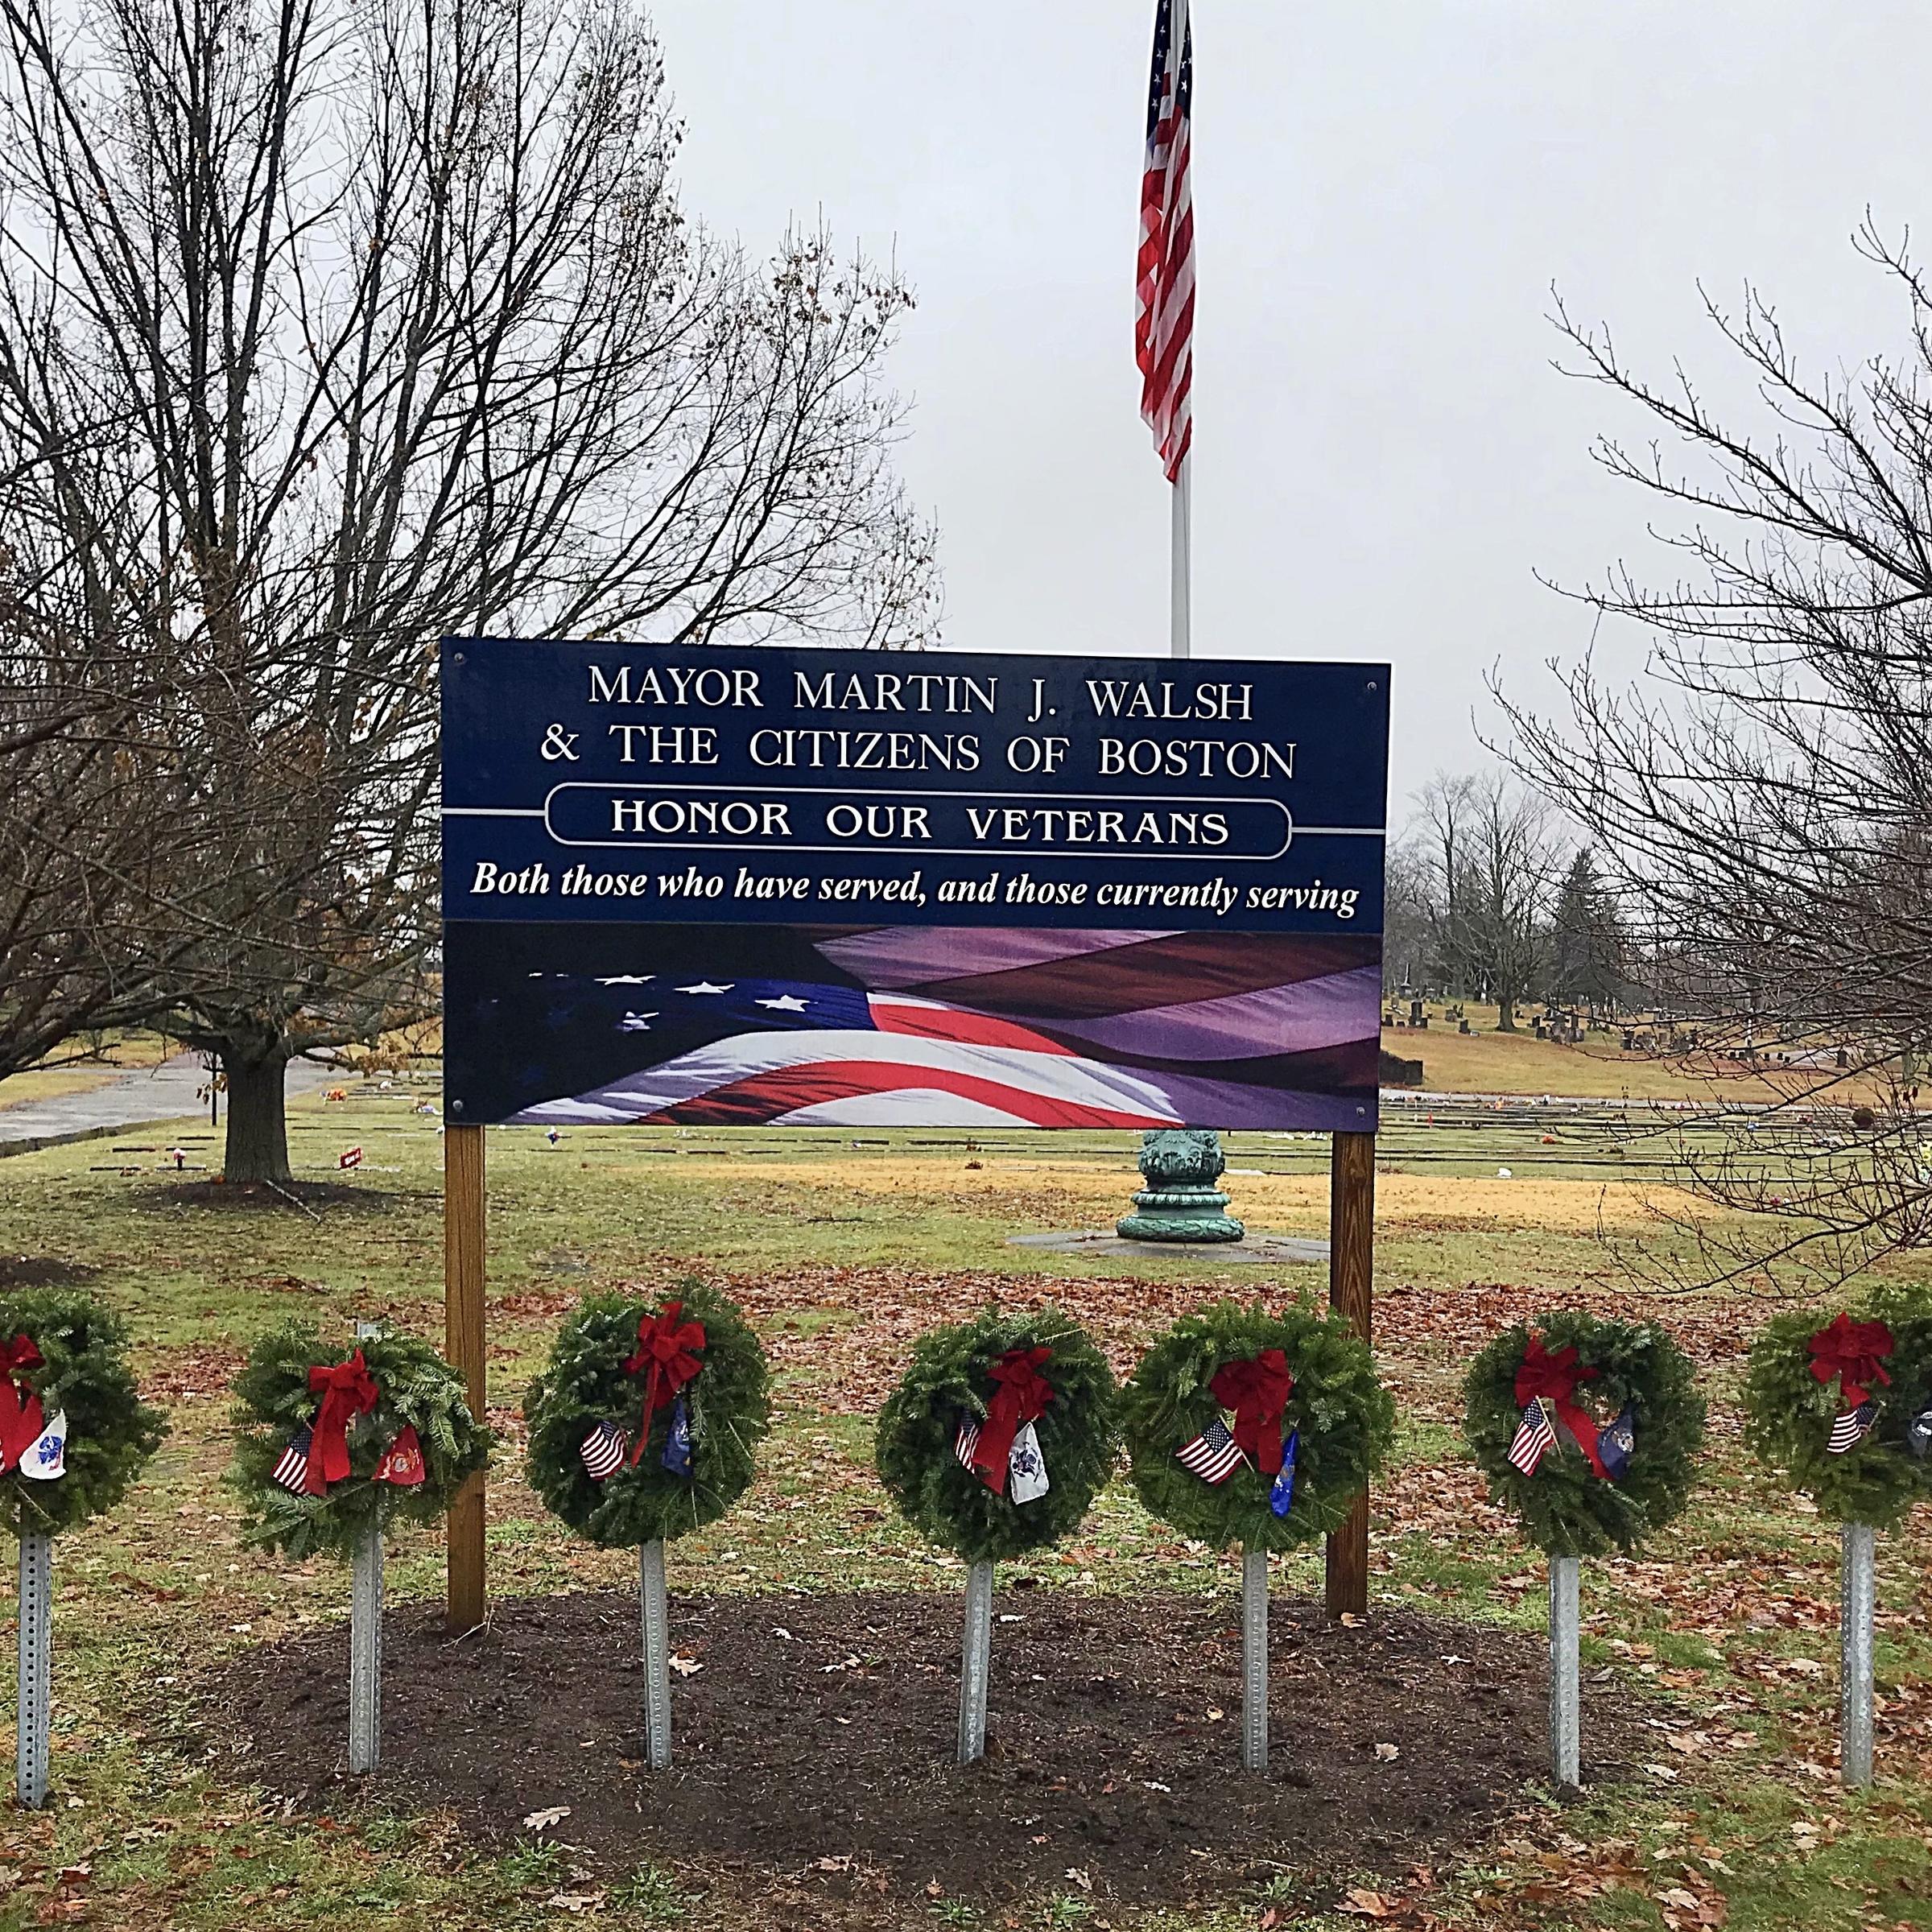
left=208, top=1588, right=1625, bottom=1909
left=0, top=1255, right=97, bottom=1288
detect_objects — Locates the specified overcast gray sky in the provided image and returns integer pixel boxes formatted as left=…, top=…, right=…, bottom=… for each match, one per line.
left=654, top=2, right=1930, bottom=810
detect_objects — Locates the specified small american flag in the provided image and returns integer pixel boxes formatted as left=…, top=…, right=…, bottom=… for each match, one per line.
left=954, top=1415, right=980, bottom=1471
left=1176, top=1414, right=1245, bottom=1484
left=1507, top=1397, right=1558, bottom=1476
left=1137, top=0, right=1195, bottom=481
left=1827, top=1400, right=1878, bottom=1455
left=272, top=1424, right=312, bottom=1494
left=580, top=1420, right=629, bottom=1480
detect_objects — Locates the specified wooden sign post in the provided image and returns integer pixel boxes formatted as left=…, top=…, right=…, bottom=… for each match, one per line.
left=1325, top=1129, right=1376, bottom=1620
left=444, top=1121, right=487, bottom=1631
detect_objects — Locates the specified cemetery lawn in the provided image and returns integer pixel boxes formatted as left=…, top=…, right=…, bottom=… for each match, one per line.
left=1381, top=1010, right=1877, bottom=1107
left=2, top=1082, right=1930, bottom=1931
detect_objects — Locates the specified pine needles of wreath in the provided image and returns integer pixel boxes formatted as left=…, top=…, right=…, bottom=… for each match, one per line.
left=1464, top=1313, right=1703, bottom=1558
left=231, top=1323, right=492, bottom=1561
left=1121, top=1298, right=1393, bottom=1552
left=1741, top=1287, right=1932, bottom=1530
left=525, top=1280, right=771, bottom=1549
left=875, top=1306, right=1118, bottom=1564
left=1, top=1288, right=164, bottom=1539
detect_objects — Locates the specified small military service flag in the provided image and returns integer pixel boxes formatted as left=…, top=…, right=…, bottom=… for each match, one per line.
left=580, top=1419, right=630, bottom=1480
left=18, top=1408, right=67, bottom=1480
left=662, top=1397, right=694, bottom=1479
left=1177, top=1413, right=1246, bottom=1484
left=1507, top=1396, right=1559, bottom=1476
left=1910, top=1406, right=1932, bottom=1461
left=1008, top=1421, right=1050, bottom=1504
left=1827, top=1399, right=1878, bottom=1455
left=273, top=1424, right=314, bottom=1494
left=1269, top=1427, right=1299, bottom=1518
left=1596, top=1402, right=1637, bottom=1480
left=374, top=1423, right=427, bottom=1487
left=338, top=1146, right=363, bottom=1171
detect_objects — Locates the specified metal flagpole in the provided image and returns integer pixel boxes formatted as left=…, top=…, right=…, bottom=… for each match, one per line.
left=1170, top=451, right=1191, bottom=660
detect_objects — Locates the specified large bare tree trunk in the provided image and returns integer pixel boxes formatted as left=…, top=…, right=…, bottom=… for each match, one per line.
left=222, top=1048, right=293, bottom=1185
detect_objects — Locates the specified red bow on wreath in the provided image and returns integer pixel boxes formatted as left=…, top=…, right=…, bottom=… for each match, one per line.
left=1210, top=1349, right=1294, bottom=1476
left=1807, top=1313, right=1893, bottom=1410
left=971, top=1346, right=1055, bottom=1496
left=0, top=1332, right=45, bottom=1472
left=303, top=1348, right=379, bottom=1496
left=623, top=1302, right=707, bottom=1466
left=1514, top=1333, right=1608, bottom=1478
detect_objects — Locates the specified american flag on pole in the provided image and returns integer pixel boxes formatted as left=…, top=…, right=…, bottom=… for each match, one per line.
left=1506, top=1397, right=1558, bottom=1476
left=1137, top=0, right=1195, bottom=480
left=580, top=1420, right=630, bottom=1480
left=271, top=1424, right=313, bottom=1494
left=1827, top=1400, right=1877, bottom=1455
left=480, top=928, right=1380, bottom=1132
left=1176, top=1414, right=1245, bottom=1484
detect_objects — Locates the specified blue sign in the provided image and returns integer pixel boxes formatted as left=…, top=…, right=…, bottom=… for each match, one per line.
left=442, top=638, right=1389, bottom=1132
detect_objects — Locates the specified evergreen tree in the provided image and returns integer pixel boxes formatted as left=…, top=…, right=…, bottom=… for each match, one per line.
left=1550, top=848, right=1629, bottom=1013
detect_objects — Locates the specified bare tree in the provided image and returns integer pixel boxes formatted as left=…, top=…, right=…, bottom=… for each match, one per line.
left=1500, top=219, right=1932, bottom=1286
left=0, top=597, right=214, bottom=1075
left=0, top=0, right=940, bottom=1180
left=1414, top=771, right=1562, bottom=1030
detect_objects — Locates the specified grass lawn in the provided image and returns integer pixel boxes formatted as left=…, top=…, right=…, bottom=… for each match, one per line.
left=1385, top=1005, right=1880, bottom=1106
left=1, top=1077, right=1930, bottom=1930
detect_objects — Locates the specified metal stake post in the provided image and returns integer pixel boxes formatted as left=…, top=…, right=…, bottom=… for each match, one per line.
left=1841, top=1521, right=1876, bottom=1788
left=639, top=1540, right=671, bottom=1769
left=348, top=1521, right=384, bottom=1774
left=957, top=1559, right=994, bottom=1764
left=1549, top=1555, right=1581, bottom=1789
left=15, top=1530, right=52, bottom=1807
left=1241, top=1544, right=1269, bottom=1773
left=346, top=1317, right=383, bottom=1776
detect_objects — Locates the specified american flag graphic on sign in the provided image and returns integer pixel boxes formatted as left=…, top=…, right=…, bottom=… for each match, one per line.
left=1137, top=0, right=1195, bottom=480
left=1177, top=1413, right=1245, bottom=1484
left=1506, top=1398, right=1558, bottom=1476
left=580, top=1420, right=630, bottom=1480
left=1827, top=1400, right=1878, bottom=1455
left=479, top=927, right=1380, bottom=1133
left=272, top=1424, right=313, bottom=1494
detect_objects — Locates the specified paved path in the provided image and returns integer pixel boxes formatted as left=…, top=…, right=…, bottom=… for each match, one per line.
left=0, top=1055, right=340, bottom=1157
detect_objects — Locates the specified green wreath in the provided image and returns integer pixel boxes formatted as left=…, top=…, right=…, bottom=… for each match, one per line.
left=1742, top=1298, right=1927, bottom=1529
left=875, top=1306, right=1118, bottom=1564
left=525, top=1281, right=770, bottom=1549
left=1464, top=1313, right=1704, bottom=1558
left=1, top=1289, right=164, bottom=1538
left=1121, top=1298, right=1394, bottom=1551
left=231, top=1323, right=493, bottom=1561
left=1872, top=1286, right=1932, bottom=1496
